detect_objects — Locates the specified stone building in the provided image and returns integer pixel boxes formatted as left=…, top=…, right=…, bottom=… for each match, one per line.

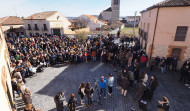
left=139, top=0, right=190, bottom=68
left=0, top=16, right=24, bottom=37
left=23, top=11, right=71, bottom=36
left=0, top=25, right=15, bottom=110
left=126, top=16, right=140, bottom=27
left=99, top=0, right=120, bottom=23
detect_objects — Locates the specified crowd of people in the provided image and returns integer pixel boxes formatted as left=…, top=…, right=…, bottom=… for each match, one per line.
left=7, top=32, right=190, bottom=111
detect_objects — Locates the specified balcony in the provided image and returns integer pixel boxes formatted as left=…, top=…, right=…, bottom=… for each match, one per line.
left=33, top=27, right=39, bottom=31
left=27, top=28, right=32, bottom=30
left=42, top=28, right=48, bottom=31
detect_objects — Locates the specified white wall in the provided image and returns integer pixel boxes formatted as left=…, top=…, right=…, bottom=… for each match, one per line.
left=78, top=15, right=106, bottom=31
left=24, top=12, right=71, bottom=36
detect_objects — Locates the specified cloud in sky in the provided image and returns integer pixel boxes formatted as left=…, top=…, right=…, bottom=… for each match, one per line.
left=0, top=0, right=164, bottom=18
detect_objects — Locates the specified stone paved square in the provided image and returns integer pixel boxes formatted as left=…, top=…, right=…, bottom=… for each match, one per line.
left=24, top=62, right=190, bottom=111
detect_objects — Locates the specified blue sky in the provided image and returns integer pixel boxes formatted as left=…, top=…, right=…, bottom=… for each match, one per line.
left=0, top=0, right=164, bottom=18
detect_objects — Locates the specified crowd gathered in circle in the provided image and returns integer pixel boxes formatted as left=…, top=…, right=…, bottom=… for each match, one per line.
left=6, top=33, right=190, bottom=111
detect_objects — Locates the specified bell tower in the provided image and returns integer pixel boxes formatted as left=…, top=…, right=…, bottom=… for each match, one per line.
left=111, top=0, right=120, bottom=21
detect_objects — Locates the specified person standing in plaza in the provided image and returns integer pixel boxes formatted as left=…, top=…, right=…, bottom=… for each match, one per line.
left=160, top=58, right=166, bottom=73
left=134, top=80, right=146, bottom=101
left=149, top=75, right=158, bottom=99
left=54, top=92, right=66, bottom=111
left=180, top=65, right=189, bottom=86
left=108, top=73, right=114, bottom=96
left=68, top=93, right=77, bottom=111
left=120, top=74, right=130, bottom=96
left=99, top=76, right=107, bottom=98
left=84, top=82, right=94, bottom=107
left=78, top=82, right=85, bottom=105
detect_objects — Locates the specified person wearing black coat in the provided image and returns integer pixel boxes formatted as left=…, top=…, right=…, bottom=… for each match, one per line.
left=134, top=67, right=140, bottom=83
left=166, top=56, right=173, bottom=70
left=134, top=80, right=146, bottom=101
left=54, top=92, right=66, bottom=111
left=68, top=93, right=77, bottom=111
left=179, top=65, right=189, bottom=85
left=120, top=74, right=130, bottom=96
left=172, top=58, right=178, bottom=72
left=84, top=82, right=94, bottom=106
left=149, top=75, right=158, bottom=99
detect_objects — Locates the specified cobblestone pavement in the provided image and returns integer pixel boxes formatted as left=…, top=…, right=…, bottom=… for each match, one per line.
left=24, top=62, right=190, bottom=111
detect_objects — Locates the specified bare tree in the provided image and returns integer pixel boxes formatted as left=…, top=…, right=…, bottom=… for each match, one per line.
left=75, top=32, right=88, bottom=43
left=74, top=17, right=90, bottom=28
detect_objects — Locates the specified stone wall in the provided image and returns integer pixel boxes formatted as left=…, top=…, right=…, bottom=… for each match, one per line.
left=0, top=25, right=14, bottom=111
left=151, top=44, right=190, bottom=69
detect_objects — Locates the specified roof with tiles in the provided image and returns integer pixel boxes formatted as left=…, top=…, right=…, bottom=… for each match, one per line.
left=24, top=11, right=58, bottom=20
left=84, top=15, right=108, bottom=24
left=0, top=16, right=24, bottom=25
left=141, top=0, right=190, bottom=13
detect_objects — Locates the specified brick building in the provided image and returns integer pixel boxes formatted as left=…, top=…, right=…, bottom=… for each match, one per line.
left=0, top=25, right=15, bottom=110
left=139, top=0, right=190, bottom=68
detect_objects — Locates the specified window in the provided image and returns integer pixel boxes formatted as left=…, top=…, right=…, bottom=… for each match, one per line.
left=28, top=24, right=31, bottom=30
left=43, top=24, right=47, bottom=30
left=30, top=33, right=32, bottom=36
left=174, top=26, right=188, bottom=41
left=114, top=0, right=119, bottom=5
left=171, top=48, right=181, bottom=59
left=57, top=16, right=60, bottom=20
left=35, top=24, right=39, bottom=30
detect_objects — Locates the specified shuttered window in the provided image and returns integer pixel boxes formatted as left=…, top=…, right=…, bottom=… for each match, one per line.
left=174, top=26, right=188, bottom=41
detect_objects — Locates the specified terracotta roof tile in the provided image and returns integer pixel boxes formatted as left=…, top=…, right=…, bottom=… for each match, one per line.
left=0, top=16, right=24, bottom=25
left=24, top=11, right=58, bottom=20
left=141, top=0, right=190, bottom=13
left=84, top=15, right=108, bottom=24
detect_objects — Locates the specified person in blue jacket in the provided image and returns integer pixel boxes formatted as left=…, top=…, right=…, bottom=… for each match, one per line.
left=99, top=76, right=107, bottom=98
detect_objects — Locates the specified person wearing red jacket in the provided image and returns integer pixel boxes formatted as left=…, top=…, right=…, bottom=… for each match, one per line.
left=92, top=51, right=96, bottom=62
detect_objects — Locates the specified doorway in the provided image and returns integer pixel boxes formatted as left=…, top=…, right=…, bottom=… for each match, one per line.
left=171, top=48, right=181, bottom=59
left=53, top=29, right=61, bottom=36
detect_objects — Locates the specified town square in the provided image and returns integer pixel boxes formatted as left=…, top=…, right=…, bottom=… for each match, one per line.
left=0, top=0, right=190, bottom=111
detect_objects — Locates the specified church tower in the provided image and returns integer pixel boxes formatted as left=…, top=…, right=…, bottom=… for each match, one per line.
left=111, top=0, right=120, bottom=21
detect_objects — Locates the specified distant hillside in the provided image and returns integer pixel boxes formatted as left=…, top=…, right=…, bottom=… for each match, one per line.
left=66, top=17, right=77, bottom=20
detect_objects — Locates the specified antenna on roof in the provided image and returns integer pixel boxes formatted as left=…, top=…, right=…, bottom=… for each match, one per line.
left=13, top=7, right=18, bottom=16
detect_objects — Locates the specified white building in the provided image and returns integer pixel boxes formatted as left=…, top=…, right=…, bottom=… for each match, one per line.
left=99, top=0, right=120, bottom=23
left=24, top=11, right=71, bottom=36
left=78, top=15, right=108, bottom=31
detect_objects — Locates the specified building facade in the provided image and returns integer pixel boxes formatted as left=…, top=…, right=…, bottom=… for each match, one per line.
left=126, top=16, right=140, bottom=27
left=0, top=25, right=15, bottom=111
left=24, top=11, right=71, bottom=36
left=78, top=15, right=108, bottom=31
left=139, top=0, right=190, bottom=68
left=99, top=0, right=120, bottom=23
left=0, top=16, right=24, bottom=37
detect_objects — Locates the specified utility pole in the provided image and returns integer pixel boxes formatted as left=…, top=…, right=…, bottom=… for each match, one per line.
left=133, top=11, right=137, bottom=37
